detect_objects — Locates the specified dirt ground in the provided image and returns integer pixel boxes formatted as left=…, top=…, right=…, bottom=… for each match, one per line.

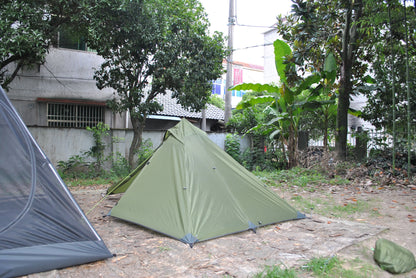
left=27, top=181, right=416, bottom=278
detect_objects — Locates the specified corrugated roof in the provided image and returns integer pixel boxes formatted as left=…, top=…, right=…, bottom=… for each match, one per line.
left=154, top=92, right=224, bottom=120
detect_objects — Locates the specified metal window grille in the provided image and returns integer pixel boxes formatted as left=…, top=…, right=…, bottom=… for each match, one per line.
left=47, top=103, right=104, bottom=128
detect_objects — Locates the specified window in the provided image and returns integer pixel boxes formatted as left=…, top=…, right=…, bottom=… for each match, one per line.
left=233, top=68, right=243, bottom=85
left=47, top=103, right=104, bottom=128
left=56, top=25, right=87, bottom=51
left=211, top=78, right=225, bottom=96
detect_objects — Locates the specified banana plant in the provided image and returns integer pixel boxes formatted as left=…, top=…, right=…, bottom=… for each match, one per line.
left=232, top=39, right=336, bottom=168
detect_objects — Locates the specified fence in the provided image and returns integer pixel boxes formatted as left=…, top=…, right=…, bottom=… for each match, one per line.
left=307, top=129, right=416, bottom=154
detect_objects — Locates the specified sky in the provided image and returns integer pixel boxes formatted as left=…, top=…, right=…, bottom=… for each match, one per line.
left=199, top=0, right=293, bottom=65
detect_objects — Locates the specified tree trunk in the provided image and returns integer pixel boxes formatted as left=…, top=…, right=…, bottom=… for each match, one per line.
left=323, top=114, right=329, bottom=151
left=128, top=115, right=145, bottom=169
left=287, top=122, right=298, bottom=168
left=335, top=0, right=362, bottom=161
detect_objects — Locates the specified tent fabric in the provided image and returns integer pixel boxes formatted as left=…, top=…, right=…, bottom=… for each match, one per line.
left=109, top=119, right=305, bottom=246
left=0, top=86, right=112, bottom=278
left=374, top=238, right=416, bottom=274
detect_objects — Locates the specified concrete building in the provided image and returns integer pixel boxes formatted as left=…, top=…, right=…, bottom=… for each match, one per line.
left=212, top=60, right=264, bottom=108
left=5, top=44, right=228, bottom=166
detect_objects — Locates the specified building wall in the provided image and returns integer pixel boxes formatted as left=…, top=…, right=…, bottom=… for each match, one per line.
left=212, top=61, right=264, bottom=108
left=6, top=47, right=245, bottom=168
left=7, top=48, right=123, bottom=128
left=264, top=29, right=280, bottom=84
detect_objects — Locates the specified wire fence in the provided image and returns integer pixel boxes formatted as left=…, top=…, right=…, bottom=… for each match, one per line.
left=307, top=130, right=416, bottom=153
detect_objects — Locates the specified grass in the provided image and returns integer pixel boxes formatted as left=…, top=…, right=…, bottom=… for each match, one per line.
left=254, top=264, right=297, bottom=278
left=254, top=167, right=350, bottom=192
left=254, top=256, right=375, bottom=278
left=254, top=168, right=382, bottom=219
left=63, top=176, right=120, bottom=187
left=252, top=167, right=384, bottom=278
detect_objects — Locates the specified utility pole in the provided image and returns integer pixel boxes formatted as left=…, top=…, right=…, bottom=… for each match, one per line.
left=404, top=0, right=412, bottom=178
left=224, top=0, right=235, bottom=123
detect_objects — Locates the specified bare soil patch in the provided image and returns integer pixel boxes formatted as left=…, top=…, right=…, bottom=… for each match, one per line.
left=27, top=183, right=416, bottom=278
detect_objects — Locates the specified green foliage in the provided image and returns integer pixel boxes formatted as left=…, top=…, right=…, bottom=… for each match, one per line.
left=208, top=94, right=225, bottom=110
left=276, top=0, right=375, bottom=160
left=332, top=200, right=371, bottom=218
left=303, top=256, right=341, bottom=276
left=86, top=122, right=110, bottom=170
left=254, top=265, right=297, bottom=278
left=136, top=139, right=154, bottom=166
left=0, top=0, right=89, bottom=89
left=254, top=256, right=370, bottom=278
left=57, top=155, right=89, bottom=179
left=232, top=39, right=337, bottom=168
left=64, top=176, right=121, bottom=187
left=224, top=134, right=241, bottom=163
left=274, top=167, right=325, bottom=187
left=58, top=124, right=138, bottom=181
left=108, top=152, right=130, bottom=178
left=87, top=0, right=227, bottom=167
left=360, top=1, right=416, bottom=133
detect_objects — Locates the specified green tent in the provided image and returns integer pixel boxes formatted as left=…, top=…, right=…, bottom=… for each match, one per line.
left=108, top=119, right=304, bottom=246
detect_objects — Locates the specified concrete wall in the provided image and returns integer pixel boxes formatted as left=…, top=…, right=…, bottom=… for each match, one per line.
left=28, top=126, right=250, bottom=168
left=8, top=48, right=113, bottom=102
left=6, top=48, right=124, bottom=128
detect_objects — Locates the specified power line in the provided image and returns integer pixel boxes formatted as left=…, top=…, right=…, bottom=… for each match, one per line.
left=233, top=42, right=273, bottom=51
left=236, top=23, right=275, bottom=28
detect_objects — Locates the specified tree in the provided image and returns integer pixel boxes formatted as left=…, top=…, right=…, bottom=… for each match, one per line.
left=208, top=94, right=225, bottom=110
left=88, top=0, right=227, bottom=168
left=300, top=53, right=338, bottom=150
left=0, top=0, right=89, bottom=90
left=360, top=1, right=416, bottom=134
left=275, top=0, right=375, bottom=160
left=233, top=39, right=336, bottom=168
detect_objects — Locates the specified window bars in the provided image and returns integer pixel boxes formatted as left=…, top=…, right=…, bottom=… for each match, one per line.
left=47, top=103, right=103, bottom=128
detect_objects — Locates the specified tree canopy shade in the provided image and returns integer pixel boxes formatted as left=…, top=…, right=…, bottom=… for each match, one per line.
left=0, top=0, right=90, bottom=90
left=87, top=0, right=227, bottom=167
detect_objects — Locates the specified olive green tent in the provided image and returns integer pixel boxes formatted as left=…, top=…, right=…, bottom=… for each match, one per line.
left=108, top=119, right=304, bottom=246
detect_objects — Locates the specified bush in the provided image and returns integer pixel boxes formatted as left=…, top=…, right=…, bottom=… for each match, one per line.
left=136, top=139, right=154, bottom=166
left=225, top=133, right=241, bottom=163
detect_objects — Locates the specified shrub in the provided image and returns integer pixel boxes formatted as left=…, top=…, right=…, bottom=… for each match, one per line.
left=225, top=133, right=241, bottom=163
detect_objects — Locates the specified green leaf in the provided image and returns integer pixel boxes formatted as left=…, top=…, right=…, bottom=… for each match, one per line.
left=236, top=95, right=275, bottom=110
left=323, top=52, right=337, bottom=83
left=296, top=74, right=321, bottom=94
left=348, top=108, right=362, bottom=117
left=231, top=83, right=279, bottom=94
left=269, top=129, right=282, bottom=139
left=273, top=39, right=292, bottom=84
left=362, top=75, right=376, bottom=84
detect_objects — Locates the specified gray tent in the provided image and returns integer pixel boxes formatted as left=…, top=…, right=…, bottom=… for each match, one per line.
left=0, top=87, right=112, bottom=278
